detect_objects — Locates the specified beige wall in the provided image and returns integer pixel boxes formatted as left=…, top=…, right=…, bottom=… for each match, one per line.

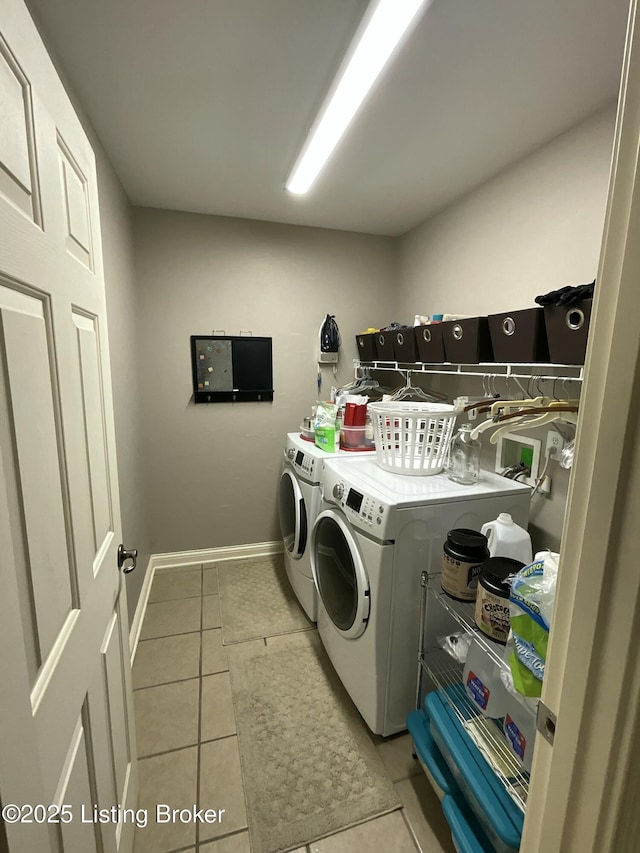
left=397, top=106, right=616, bottom=550
left=399, top=105, right=615, bottom=318
left=133, top=209, right=397, bottom=553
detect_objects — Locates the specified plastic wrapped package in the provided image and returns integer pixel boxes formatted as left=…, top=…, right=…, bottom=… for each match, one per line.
left=506, top=551, right=560, bottom=697
left=314, top=401, right=338, bottom=452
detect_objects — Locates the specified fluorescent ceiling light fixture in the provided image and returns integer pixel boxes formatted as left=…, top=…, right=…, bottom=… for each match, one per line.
left=286, top=0, right=431, bottom=195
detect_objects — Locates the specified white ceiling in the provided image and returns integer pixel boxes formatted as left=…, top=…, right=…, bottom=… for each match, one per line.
left=27, top=0, right=629, bottom=236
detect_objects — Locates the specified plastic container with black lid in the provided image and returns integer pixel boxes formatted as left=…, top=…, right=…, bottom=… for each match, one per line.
left=475, top=556, right=525, bottom=643
left=441, top=529, right=489, bottom=602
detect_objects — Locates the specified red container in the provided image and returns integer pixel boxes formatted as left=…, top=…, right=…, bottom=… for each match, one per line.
left=344, top=402, right=367, bottom=426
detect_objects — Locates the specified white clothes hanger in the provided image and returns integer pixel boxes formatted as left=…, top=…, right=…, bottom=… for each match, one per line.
left=469, top=397, right=550, bottom=440
left=389, top=370, right=447, bottom=403
left=489, top=404, right=579, bottom=445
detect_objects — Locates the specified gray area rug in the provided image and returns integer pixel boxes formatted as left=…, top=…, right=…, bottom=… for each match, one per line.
left=228, top=631, right=401, bottom=853
left=217, top=554, right=312, bottom=645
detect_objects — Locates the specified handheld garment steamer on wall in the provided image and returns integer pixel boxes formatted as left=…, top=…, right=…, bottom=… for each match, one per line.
left=317, top=314, right=341, bottom=394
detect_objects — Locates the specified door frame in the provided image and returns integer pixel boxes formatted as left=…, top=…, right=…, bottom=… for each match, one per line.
left=522, top=0, right=640, bottom=848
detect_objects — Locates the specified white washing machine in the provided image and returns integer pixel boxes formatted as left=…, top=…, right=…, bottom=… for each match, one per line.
left=310, top=457, right=531, bottom=736
left=278, top=432, right=372, bottom=621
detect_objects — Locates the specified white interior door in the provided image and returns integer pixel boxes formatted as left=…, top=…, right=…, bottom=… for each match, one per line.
left=522, top=1, right=640, bottom=849
left=0, top=2, right=137, bottom=852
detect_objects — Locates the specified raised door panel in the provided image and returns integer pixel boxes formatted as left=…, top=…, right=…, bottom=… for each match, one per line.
left=0, top=283, right=74, bottom=680
left=84, top=603, right=134, bottom=853
left=57, top=134, right=92, bottom=270
left=87, top=658, right=118, bottom=853
left=55, top=717, right=99, bottom=853
left=0, top=448, right=52, bottom=853
left=0, top=33, right=41, bottom=224
left=72, top=310, right=113, bottom=569
left=102, top=607, right=132, bottom=818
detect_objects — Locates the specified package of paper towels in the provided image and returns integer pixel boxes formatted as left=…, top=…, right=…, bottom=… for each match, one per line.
left=506, top=551, right=560, bottom=698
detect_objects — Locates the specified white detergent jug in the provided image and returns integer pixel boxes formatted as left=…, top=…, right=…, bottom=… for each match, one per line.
left=481, top=513, right=533, bottom=565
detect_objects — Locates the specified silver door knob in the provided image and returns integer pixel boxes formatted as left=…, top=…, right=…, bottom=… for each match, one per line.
left=117, top=544, right=137, bottom=574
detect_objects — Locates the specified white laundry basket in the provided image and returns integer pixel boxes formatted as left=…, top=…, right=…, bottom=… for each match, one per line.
left=368, top=401, right=458, bottom=475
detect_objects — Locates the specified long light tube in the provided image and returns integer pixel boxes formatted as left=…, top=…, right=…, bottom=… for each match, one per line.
left=286, top=0, right=431, bottom=195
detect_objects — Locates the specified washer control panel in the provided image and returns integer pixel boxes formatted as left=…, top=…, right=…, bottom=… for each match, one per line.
left=328, top=482, right=387, bottom=530
left=321, top=464, right=393, bottom=536
left=292, top=449, right=319, bottom=481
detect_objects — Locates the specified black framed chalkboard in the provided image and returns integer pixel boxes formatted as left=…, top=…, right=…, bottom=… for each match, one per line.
left=190, top=335, right=274, bottom=403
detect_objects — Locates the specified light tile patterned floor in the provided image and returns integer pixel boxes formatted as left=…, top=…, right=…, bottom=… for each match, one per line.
left=132, top=564, right=455, bottom=853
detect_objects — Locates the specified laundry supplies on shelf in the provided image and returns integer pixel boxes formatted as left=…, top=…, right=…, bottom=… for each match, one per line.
left=507, top=551, right=559, bottom=698
left=314, top=401, right=339, bottom=452
left=481, top=513, right=533, bottom=565
left=474, top=557, right=525, bottom=644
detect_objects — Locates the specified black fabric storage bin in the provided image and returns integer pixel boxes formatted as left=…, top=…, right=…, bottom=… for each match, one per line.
left=393, top=327, right=419, bottom=362
left=544, top=299, right=592, bottom=364
left=414, top=324, right=446, bottom=363
left=355, top=333, right=377, bottom=361
left=442, top=318, right=494, bottom=364
left=375, top=330, right=396, bottom=360
left=488, top=307, right=550, bottom=362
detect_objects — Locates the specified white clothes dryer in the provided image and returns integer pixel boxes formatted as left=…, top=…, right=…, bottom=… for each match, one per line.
left=310, top=457, right=531, bottom=736
left=278, top=432, right=372, bottom=621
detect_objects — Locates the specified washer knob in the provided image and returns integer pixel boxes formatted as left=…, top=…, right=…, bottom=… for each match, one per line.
left=287, top=448, right=295, bottom=459
left=333, top=482, right=345, bottom=500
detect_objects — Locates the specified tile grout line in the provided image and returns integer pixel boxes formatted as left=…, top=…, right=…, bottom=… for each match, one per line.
left=196, top=563, right=204, bottom=849
left=197, top=826, right=250, bottom=848
left=138, top=627, right=203, bottom=642
left=398, top=802, right=425, bottom=853
left=147, top=592, right=202, bottom=604
left=136, top=729, right=239, bottom=763
left=133, top=665, right=229, bottom=692
left=133, top=674, right=201, bottom=693
left=162, top=843, right=199, bottom=853
left=138, top=598, right=219, bottom=644
left=198, top=732, right=240, bottom=749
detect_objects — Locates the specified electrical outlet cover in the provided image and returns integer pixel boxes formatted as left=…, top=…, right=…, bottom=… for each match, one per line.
left=495, top=432, right=542, bottom=488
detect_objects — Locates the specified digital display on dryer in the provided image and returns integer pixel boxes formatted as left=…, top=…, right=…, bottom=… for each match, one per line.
left=295, top=451, right=304, bottom=465
left=346, top=489, right=363, bottom=513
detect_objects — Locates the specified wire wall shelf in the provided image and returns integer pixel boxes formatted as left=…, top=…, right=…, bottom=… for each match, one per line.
left=355, top=359, right=584, bottom=384
left=416, top=572, right=531, bottom=814
left=428, top=583, right=507, bottom=670
left=419, top=648, right=529, bottom=813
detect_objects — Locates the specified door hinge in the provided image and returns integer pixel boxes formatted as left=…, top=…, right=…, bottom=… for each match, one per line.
left=536, top=700, right=557, bottom=746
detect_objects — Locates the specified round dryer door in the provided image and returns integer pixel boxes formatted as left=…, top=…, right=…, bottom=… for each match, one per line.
left=278, top=468, right=307, bottom=559
left=311, top=509, right=370, bottom=639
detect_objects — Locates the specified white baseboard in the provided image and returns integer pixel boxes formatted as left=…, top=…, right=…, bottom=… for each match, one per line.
left=152, top=540, right=284, bottom=573
left=129, top=555, right=154, bottom=666
left=129, top=541, right=284, bottom=662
